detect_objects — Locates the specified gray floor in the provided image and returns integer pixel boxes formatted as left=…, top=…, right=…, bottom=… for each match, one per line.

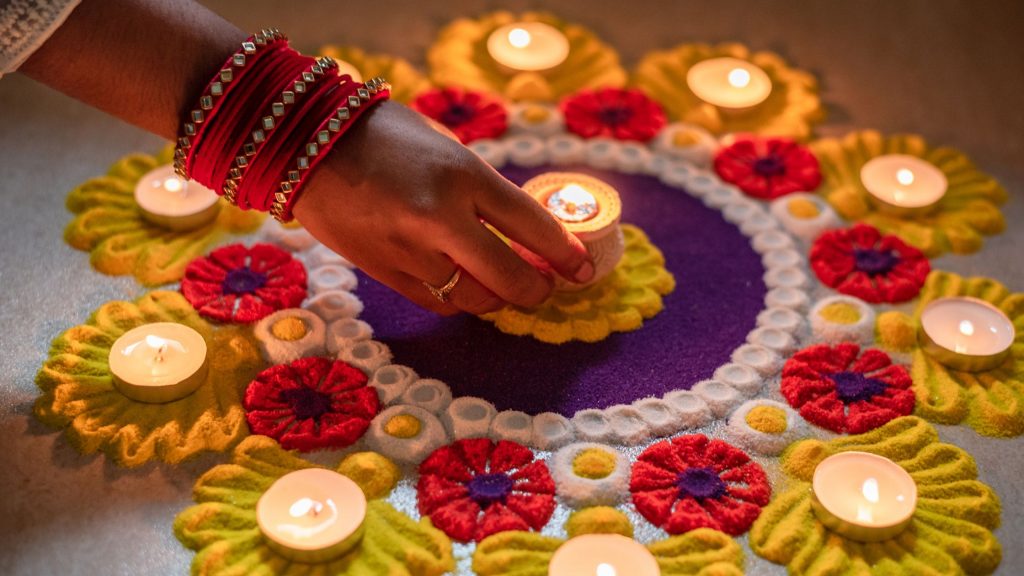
left=1, top=1, right=1022, bottom=574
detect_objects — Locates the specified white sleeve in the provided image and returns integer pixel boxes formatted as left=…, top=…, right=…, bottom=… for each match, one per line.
left=1, top=0, right=82, bottom=76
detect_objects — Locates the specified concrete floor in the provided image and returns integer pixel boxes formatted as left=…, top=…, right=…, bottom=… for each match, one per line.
left=1, top=1, right=1022, bottom=574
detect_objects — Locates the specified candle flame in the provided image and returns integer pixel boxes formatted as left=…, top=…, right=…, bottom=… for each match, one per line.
left=144, top=334, right=170, bottom=362
left=595, top=563, right=617, bottom=576
left=289, top=497, right=325, bottom=518
left=896, top=168, right=915, bottom=186
left=727, top=67, right=751, bottom=88
left=959, top=320, right=975, bottom=336
left=508, top=27, right=532, bottom=48
left=861, top=477, right=880, bottom=503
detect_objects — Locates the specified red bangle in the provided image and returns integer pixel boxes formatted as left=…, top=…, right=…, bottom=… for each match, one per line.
left=271, top=77, right=391, bottom=221
left=232, top=60, right=348, bottom=210
left=173, top=29, right=287, bottom=180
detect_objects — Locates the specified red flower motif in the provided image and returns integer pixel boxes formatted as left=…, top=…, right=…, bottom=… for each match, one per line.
left=714, top=136, right=821, bottom=199
left=810, top=224, right=930, bottom=304
left=181, top=243, right=307, bottom=323
left=561, top=87, right=667, bottom=142
left=417, top=438, right=555, bottom=542
left=630, top=435, right=770, bottom=536
left=243, top=357, right=379, bottom=451
left=410, top=87, right=508, bottom=144
left=781, top=343, right=915, bottom=434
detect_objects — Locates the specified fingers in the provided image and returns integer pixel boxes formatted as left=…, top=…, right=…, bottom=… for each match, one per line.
left=473, top=170, right=595, bottom=285
left=444, top=219, right=555, bottom=309
left=405, top=253, right=506, bottom=315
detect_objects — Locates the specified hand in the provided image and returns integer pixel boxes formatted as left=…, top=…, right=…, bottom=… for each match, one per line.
left=293, top=101, right=595, bottom=315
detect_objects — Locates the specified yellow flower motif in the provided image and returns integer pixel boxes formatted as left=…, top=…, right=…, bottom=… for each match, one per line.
left=64, top=146, right=263, bottom=286
left=474, top=521, right=743, bottom=576
left=812, top=130, right=1007, bottom=257
left=427, top=11, right=627, bottom=102
left=632, top=43, right=824, bottom=140
left=480, top=224, right=675, bottom=344
left=750, top=416, right=1002, bottom=575
left=318, top=45, right=432, bottom=103
left=875, top=271, right=1024, bottom=437
left=174, top=435, right=454, bottom=575
left=34, top=291, right=264, bottom=467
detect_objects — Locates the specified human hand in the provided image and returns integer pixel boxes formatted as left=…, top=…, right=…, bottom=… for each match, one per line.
left=293, top=101, right=595, bottom=315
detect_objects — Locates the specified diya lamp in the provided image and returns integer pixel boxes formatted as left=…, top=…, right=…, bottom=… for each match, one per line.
left=256, top=468, right=367, bottom=563
left=521, top=172, right=624, bottom=291
left=686, top=57, right=772, bottom=112
left=860, top=154, right=948, bottom=217
left=918, top=296, right=1016, bottom=372
left=108, top=322, right=209, bottom=403
left=134, top=165, right=221, bottom=231
left=811, top=451, right=918, bottom=542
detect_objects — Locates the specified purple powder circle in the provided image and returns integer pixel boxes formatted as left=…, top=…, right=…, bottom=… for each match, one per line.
left=467, top=473, right=514, bottom=507
left=354, top=165, right=767, bottom=415
left=853, top=247, right=899, bottom=276
left=829, top=371, right=888, bottom=404
left=280, top=387, right=333, bottom=421
left=222, top=267, right=267, bottom=295
left=677, top=467, right=727, bottom=500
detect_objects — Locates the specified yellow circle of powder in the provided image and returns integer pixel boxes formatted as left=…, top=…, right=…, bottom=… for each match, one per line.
left=384, top=414, right=422, bottom=439
left=572, top=448, right=618, bottom=480
left=745, top=405, right=789, bottom=435
left=522, top=105, right=551, bottom=123
left=270, top=317, right=308, bottom=341
left=786, top=197, right=821, bottom=219
left=818, top=302, right=862, bottom=325
left=672, top=130, right=700, bottom=148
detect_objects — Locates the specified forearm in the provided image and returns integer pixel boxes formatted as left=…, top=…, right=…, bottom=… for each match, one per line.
left=18, top=0, right=246, bottom=139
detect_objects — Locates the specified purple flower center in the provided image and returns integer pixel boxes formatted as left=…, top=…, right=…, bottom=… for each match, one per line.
left=853, top=248, right=900, bottom=276
left=222, top=267, right=267, bottom=295
left=440, top=103, right=476, bottom=126
left=467, top=472, right=514, bottom=507
left=598, top=105, right=633, bottom=126
left=753, top=154, right=787, bottom=177
left=829, top=371, right=888, bottom=404
left=280, top=387, right=334, bottom=421
left=677, top=467, right=727, bottom=500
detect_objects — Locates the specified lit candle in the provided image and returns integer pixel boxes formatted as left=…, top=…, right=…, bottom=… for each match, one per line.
left=860, top=155, right=948, bottom=214
left=686, top=57, right=772, bottom=110
left=486, top=22, right=570, bottom=72
left=256, top=468, right=367, bottom=563
left=134, top=165, right=221, bottom=231
left=522, top=172, right=624, bottom=290
left=548, top=534, right=660, bottom=576
left=108, top=322, right=208, bottom=403
left=919, top=297, right=1016, bottom=372
left=811, top=451, right=917, bottom=542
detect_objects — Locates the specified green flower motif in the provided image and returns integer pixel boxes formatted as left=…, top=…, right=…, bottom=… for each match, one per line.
left=811, top=130, right=1007, bottom=257
left=174, top=435, right=454, bottom=576
left=64, top=146, right=264, bottom=287
left=34, top=291, right=264, bottom=467
left=875, top=270, right=1024, bottom=437
left=427, top=11, right=627, bottom=102
left=750, top=416, right=1002, bottom=575
left=318, top=45, right=433, bottom=104
left=472, top=507, right=744, bottom=576
left=632, top=42, right=824, bottom=140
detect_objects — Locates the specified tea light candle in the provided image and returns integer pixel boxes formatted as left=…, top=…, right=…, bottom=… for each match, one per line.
left=486, top=22, right=570, bottom=72
left=860, top=155, right=948, bottom=214
left=811, top=451, right=917, bottom=542
left=108, top=322, right=208, bottom=403
left=548, top=534, right=660, bottom=576
left=521, top=172, right=624, bottom=290
left=256, top=468, right=367, bottom=563
left=919, top=297, right=1016, bottom=372
left=686, top=57, right=772, bottom=110
left=134, top=165, right=221, bottom=231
